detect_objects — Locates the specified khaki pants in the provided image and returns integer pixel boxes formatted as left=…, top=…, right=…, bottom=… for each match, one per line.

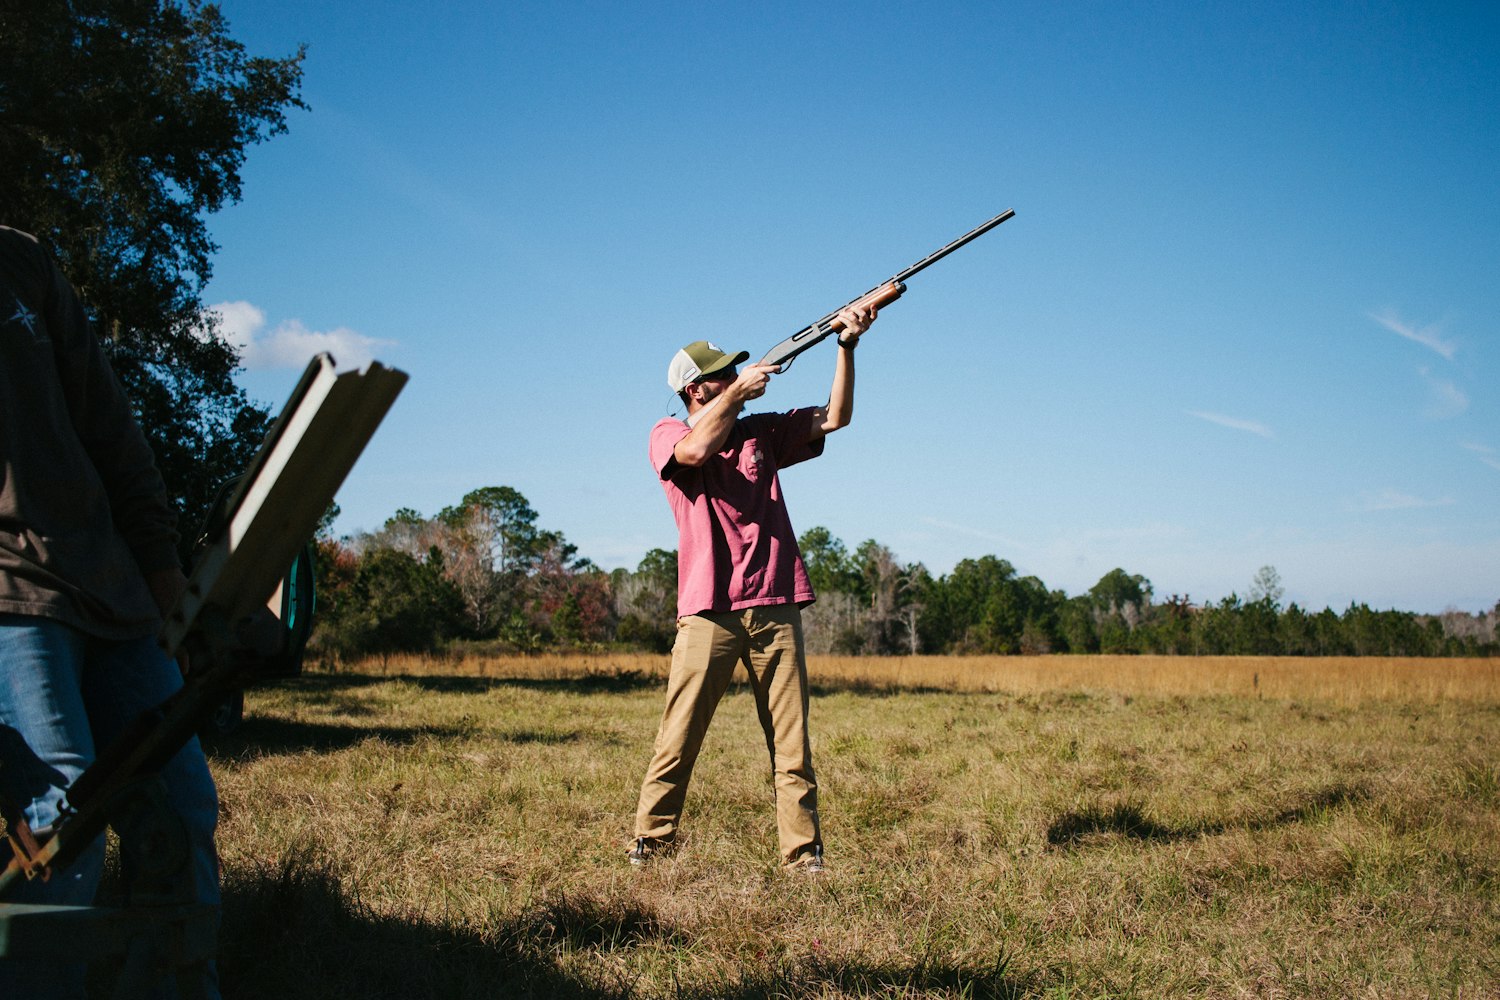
left=633, top=604, right=820, bottom=864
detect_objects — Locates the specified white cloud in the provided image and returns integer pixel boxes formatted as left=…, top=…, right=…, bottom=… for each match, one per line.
left=1355, top=488, right=1455, bottom=512
left=1369, top=308, right=1456, bottom=360
left=208, top=300, right=264, bottom=352
left=1187, top=410, right=1273, bottom=438
left=1419, top=366, right=1468, bottom=419
left=208, top=300, right=395, bottom=370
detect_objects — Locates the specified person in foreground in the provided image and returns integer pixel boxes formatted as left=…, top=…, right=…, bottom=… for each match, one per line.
left=630, top=302, right=879, bottom=873
left=0, top=225, right=221, bottom=998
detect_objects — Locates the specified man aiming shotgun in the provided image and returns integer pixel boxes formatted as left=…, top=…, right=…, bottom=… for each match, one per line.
left=629, top=209, right=1012, bottom=872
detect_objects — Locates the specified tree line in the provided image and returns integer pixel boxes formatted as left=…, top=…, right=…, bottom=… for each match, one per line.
left=310, top=486, right=1500, bottom=661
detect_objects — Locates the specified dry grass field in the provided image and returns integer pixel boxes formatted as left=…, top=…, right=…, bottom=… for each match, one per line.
left=345, top=650, right=1500, bottom=704
left=189, top=654, right=1497, bottom=998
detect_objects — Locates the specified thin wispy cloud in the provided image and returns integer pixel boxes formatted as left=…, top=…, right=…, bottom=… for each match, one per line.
left=918, top=517, right=1028, bottom=551
left=1369, top=308, right=1456, bottom=360
left=209, top=301, right=395, bottom=370
left=1463, top=442, right=1500, bottom=472
left=1356, top=488, right=1455, bottom=512
left=1419, top=366, right=1468, bottom=419
left=324, top=106, right=498, bottom=241
left=1187, top=410, right=1273, bottom=438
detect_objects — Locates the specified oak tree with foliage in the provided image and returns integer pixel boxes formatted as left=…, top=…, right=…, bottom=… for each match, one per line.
left=0, top=0, right=306, bottom=544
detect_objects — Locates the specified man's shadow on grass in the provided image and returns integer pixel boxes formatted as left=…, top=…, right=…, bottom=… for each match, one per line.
left=208, top=853, right=1028, bottom=1000
left=1046, top=783, right=1369, bottom=849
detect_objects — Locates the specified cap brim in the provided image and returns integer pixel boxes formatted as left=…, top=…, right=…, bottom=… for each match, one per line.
left=702, top=350, right=750, bottom=376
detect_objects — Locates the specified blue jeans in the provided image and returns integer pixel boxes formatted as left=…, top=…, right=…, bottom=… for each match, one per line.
left=0, top=614, right=221, bottom=998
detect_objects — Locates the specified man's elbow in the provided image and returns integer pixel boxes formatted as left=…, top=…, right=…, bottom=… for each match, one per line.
left=814, top=416, right=850, bottom=440
left=674, top=443, right=711, bottom=467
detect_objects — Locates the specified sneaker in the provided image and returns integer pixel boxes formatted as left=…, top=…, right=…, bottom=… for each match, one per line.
left=628, top=837, right=672, bottom=865
left=790, top=844, right=825, bottom=874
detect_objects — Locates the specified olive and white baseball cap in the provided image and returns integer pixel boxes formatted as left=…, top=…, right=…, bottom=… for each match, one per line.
left=666, top=340, right=749, bottom=392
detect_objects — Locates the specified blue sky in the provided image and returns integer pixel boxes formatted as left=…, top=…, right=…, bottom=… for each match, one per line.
left=204, top=1, right=1498, bottom=615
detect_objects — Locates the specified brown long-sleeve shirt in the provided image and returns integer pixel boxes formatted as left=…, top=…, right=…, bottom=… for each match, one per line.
left=0, top=226, right=180, bottom=640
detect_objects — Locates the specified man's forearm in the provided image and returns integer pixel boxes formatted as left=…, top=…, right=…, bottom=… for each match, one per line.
left=675, top=393, right=745, bottom=465
left=816, top=302, right=872, bottom=437
left=676, top=363, right=776, bottom=465
left=823, top=342, right=856, bottom=431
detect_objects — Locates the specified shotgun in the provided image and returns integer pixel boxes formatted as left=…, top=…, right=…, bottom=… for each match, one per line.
left=686, top=208, right=1014, bottom=426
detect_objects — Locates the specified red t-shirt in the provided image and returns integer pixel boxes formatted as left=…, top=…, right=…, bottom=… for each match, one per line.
left=649, top=408, right=825, bottom=618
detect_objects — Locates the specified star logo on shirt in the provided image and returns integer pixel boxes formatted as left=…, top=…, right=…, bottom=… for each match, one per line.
left=7, top=297, right=40, bottom=340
